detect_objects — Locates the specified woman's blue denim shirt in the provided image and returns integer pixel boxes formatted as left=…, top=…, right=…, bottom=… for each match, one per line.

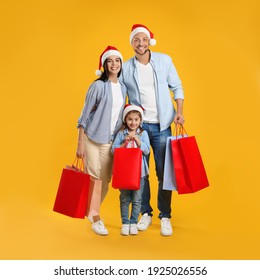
left=122, top=51, right=184, bottom=131
left=77, top=80, right=127, bottom=144
left=111, top=128, right=150, bottom=177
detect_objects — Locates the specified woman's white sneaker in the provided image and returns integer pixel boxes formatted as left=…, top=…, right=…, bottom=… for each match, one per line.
left=137, top=213, right=152, bottom=231
left=91, top=220, right=108, bottom=236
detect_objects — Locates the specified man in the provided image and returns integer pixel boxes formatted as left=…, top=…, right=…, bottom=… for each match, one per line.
left=122, top=24, right=185, bottom=236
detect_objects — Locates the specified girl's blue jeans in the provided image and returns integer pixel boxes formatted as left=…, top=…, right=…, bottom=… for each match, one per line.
left=119, top=178, right=144, bottom=224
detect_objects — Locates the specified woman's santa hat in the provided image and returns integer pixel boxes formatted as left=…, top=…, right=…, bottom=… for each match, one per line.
left=123, top=104, right=144, bottom=122
left=130, top=24, right=156, bottom=46
left=95, top=46, right=123, bottom=76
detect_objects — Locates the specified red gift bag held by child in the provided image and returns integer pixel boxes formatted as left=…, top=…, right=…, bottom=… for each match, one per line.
left=112, top=140, right=142, bottom=190
left=53, top=158, right=90, bottom=218
left=171, top=125, right=209, bottom=194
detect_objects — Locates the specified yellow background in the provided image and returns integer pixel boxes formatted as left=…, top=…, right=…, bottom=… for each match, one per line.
left=0, top=0, right=259, bottom=259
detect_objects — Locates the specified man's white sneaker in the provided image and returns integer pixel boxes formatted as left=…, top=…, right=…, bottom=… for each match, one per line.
left=91, top=220, right=108, bottom=236
left=130, top=224, right=138, bottom=235
left=160, top=218, right=173, bottom=236
left=121, top=224, right=130, bottom=236
left=137, top=213, right=152, bottom=231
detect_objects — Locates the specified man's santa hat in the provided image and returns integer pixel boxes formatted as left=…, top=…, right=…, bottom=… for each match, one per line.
left=95, top=46, right=123, bottom=76
left=130, top=24, right=156, bottom=46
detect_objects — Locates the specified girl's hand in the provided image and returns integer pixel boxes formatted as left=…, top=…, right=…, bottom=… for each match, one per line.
left=124, top=135, right=132, bottom=144
left=132, top=135, right=141, bottom=147
left=121, top=136, right=129, bottom=147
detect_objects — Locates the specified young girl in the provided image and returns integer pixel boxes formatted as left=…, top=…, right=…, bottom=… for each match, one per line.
left=76, top=46, right=127, bottom=235
left=112, top=104, right=150, bottom=235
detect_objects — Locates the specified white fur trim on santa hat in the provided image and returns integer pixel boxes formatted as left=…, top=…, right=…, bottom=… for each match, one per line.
left=130, top=27, right=156, bottom=46
left=123, top=104, right=144, bottom=122
left=130, top=27, right=150, bottom=43
left=101, top=50, right=123, bottom=66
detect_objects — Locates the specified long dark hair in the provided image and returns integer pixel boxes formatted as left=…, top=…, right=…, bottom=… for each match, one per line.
left=95, top=58, right=122, bottom=82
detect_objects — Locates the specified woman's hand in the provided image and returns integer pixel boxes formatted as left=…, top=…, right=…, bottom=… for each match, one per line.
left=76, top=141, right=86, bottom=159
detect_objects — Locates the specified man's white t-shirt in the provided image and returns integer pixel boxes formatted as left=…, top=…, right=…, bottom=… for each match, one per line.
left=136, top=61, right=159, bottom=123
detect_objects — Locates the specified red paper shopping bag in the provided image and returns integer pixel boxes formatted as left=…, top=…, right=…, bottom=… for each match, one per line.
left=112, top=147, right=142, bottom=190
left=171, top=127, right=209, bottom=194
left=53, top=159, right=90, bottom=218
left=86, top=177, right=102, bottom=217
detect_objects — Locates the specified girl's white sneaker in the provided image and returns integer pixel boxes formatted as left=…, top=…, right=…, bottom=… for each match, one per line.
left=121, top=224, right=130, bottom=236
left=130, top=224, right=138, bottom=235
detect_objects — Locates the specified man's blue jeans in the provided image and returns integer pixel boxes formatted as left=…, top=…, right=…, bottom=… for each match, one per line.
left=141, top=123, right=172, bottom=219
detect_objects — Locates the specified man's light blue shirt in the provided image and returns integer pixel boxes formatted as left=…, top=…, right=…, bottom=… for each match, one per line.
left=122, top=51, right=184, bottom=131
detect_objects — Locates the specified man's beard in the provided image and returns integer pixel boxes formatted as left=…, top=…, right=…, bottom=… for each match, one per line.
left=135, top=48, right=149, bottom=56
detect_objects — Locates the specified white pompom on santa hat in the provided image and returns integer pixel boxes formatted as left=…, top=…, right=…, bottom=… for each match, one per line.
left=95, top=45, right=123, bottom=76
left=130, top=24, right=156, bottom=46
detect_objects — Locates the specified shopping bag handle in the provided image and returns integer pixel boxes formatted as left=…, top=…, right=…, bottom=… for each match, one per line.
left=123, top=139, right=136, bottom=148
left=174, top=124, right=188, bottom=138
left=72, top=157, right=85, bottom=172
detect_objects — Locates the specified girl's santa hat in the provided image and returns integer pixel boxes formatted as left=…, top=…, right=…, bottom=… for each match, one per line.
left=123, top=104, right=144, bottom=122
left=95, top=46, right=123, bottom=76
left=130, top=24, right=156, bottom=46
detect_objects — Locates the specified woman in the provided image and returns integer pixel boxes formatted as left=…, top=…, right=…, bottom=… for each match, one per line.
left=76, top=46, right=126, bottom=235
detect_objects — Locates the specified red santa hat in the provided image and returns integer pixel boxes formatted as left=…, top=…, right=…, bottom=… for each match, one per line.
left=130, top=24, right=156, bottom=46
left=95, top=46, right=123, bottom=76
left=123, top=104, right=144, bottom=122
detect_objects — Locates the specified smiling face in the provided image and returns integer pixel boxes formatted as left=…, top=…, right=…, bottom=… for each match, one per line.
left=105, top=55, right=122, bottom=76
left=131, top=32, right=150, bottom=56
left=125, top=111, right=142, bottom=132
